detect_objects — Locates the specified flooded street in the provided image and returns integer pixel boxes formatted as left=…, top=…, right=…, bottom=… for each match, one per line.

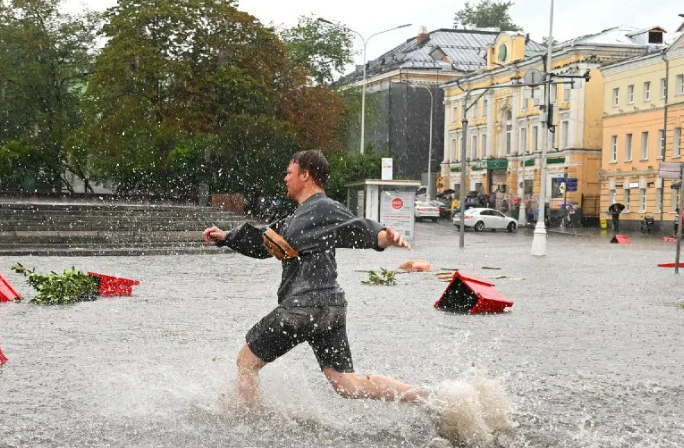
left=1, top=223, right=683, bottom=447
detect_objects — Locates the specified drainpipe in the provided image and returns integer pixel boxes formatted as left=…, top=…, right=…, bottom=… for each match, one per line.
left=661, top=49, right=669, bottom=224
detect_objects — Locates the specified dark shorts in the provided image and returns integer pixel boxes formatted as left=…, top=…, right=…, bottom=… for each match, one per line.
left=246, top=306, right=353, bottom=373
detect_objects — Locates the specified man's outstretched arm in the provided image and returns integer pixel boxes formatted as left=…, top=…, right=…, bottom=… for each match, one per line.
left=377, top=227, right=411, bottom=250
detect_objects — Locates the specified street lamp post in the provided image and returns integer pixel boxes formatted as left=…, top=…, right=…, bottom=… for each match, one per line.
left=317, top=19, right=411, bottom=154
left=531, top=0, right=555, bottom=257
left=403, top=81, right=434, bottom=200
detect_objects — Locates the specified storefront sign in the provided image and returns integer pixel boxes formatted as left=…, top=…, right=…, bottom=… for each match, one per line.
left=381, top=158, right=393, bottom=180
left=379, top=190, right=415, bottom=240
left=487, top=159, right=508, bottom=170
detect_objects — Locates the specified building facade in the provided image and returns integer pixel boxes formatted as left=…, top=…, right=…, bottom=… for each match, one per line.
left=339, top=28, right=508, bottom=184
left=599, top=33, right=684, bottom=230
left=440, top=27, right=670, bottom=223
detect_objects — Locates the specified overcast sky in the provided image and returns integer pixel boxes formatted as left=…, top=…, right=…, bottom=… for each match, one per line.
left=62, top=0, right=684, bottom=69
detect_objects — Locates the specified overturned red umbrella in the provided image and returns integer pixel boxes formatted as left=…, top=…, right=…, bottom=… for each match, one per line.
left=0, top=344, right=8, bottom=365
left=434, top=271, right=513, bottom=314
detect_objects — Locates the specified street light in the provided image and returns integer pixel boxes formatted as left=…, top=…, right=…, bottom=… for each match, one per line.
left=318, top=18, right=411, bottom=154
left=403, top=81, right=434, bottom=201
left=530, top=0, right=555, bottom=256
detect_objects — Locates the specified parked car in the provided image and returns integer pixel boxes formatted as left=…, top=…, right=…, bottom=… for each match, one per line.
left=452, top=207, right=518, bottom=232
left=414, top=201, right=440, bottom=222
left=429, top=200, right=451, bottom=219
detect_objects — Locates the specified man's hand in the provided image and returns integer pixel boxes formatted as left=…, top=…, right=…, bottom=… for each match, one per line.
left=378, top=227, right=411, bottom=250
left=202, top=226, right=227, bottom=243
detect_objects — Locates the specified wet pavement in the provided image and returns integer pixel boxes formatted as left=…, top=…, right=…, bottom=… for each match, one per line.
left=1, top=221, right=683, bottom=447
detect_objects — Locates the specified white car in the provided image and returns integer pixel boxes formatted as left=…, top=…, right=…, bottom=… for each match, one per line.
left=452, top=207, right=518, bottom=232
left=414, top=201, right=440, bottom=222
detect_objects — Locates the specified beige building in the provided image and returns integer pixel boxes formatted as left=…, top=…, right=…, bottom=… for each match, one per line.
left=440, top=27, right=670, bottom=224
left=599, top=33, right=684, bottom=230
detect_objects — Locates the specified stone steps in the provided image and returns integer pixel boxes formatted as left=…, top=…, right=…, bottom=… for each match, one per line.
left=0, top=201, right=250, bottom=256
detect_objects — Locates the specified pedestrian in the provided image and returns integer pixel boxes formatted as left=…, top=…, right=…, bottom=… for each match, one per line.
left=202, top=150, right=425, bottom=407
left=674, top=208, right=681, bottom=237
left=608, top=203, right=624, bottom=234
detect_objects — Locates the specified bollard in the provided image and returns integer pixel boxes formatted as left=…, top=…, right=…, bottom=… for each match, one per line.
left=0, top=272, right=21, bottom=302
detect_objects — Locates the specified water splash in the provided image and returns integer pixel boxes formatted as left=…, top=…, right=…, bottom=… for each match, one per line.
left=425, top=370, right=512, bottom=447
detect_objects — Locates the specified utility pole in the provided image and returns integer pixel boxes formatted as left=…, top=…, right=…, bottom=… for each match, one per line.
left=531, top=0, right=554, bottom=257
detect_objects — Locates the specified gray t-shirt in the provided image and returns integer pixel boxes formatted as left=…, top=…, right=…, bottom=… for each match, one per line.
left=221, top=193, right=385, bottom=307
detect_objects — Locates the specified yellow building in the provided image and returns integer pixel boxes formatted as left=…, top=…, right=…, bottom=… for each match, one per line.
left=441, top=27, right=669, bottom=223
left=599, top=33, right=684, bottom=230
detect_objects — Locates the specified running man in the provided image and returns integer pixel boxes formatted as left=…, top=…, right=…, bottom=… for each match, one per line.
left=203, top=150, right=424, bottom=407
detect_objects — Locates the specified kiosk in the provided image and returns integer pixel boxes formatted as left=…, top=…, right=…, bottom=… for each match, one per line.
left=346, top=179, right=421, bottom=240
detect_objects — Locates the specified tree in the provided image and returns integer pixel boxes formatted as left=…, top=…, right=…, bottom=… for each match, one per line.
left=279, top=15, right=355, bottom=86
left=454, top=0, right=522, bottom=32
left=279, top=85, right=346, bottom=151
left=326, top=150, right=381, bottom=203
left=0, top=0, right=99, bottom=193
left=83, top=0, right=300, bottom=197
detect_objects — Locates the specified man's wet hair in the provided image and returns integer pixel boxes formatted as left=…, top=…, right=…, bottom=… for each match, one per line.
left=291, top=150, right=330, bottom=188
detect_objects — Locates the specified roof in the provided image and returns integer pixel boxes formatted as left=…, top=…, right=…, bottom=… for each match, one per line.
left=552, top=26, right=675, bottom=51
left=338, top=28, right=543, bottom=84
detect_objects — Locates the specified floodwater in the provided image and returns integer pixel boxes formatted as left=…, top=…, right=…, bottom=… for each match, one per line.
left=1, top=223, right=683, bottom=447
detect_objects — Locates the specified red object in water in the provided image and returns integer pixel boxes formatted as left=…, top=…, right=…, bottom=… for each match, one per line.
left=434, top=271, right=513, bottom=314
left=610, top=234, right=630, bottom=244
left=0, top=272, right=21, bottom=302
left=657, top=262, right=684, bottom=268
left=87, top=272, right=140, bottom=296
left=0, top=344, right=7, bottom=365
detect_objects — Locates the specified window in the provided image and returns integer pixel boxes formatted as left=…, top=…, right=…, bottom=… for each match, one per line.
left=640, top=188, right=647, bottom=213
left=624, top=189, right=631, bottom=212
left=674, top=127, right=682, bottom=158
left=520, top=127, right=527, bottom=154
left=625, top=134, right=633, bottom=161
left=472, top=102, right=478, bottom=119
left=627, top=85, right=635, bottom=104
left=482, top=134, right=487, bottom=158
left=611, top=136, right=618, bottom=162
left=648, top=31, right=663, bottom=44
left=656, top=187, right=662, bottom=213
left=658, top=129, right=665, bottom=159
left=452, top=104, right=458, bottom=124
left=610, top=189, right=616, bottom=206
left=550, top=85, right=557, bottom=103
left=471, top=134, right=478, bottom=160
left=677, top=75, right=684, bottom=96
left=644, top=81, right=651, bottom=102
left=612, top=88, right=619, bottom=107
left=561, top=121, right=569, bottom=149
left=532, top=125, right=539, bottom=152
left=451, top=137, right=457, bottom=160
left=505, top=111, right=512, bottom=155
left=563, top=84, right=571, bottom=102
left=641, top=131, right=649, bottom=160
left=482, top=99, right=488, bottom=117
left=660, top=78, right=667, bottom=99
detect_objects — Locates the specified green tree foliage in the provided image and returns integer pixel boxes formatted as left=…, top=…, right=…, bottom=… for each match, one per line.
left=279, top=15, right=355, bottom=86
left=454, top=0, right=522, bottom=32
left=326, top=150, right=381, bottom=203
left=83, top=0, right=349, bottom=199
left=11, top=263, right=99, bottom=305
left=0, top=0, right=99, bottom=193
